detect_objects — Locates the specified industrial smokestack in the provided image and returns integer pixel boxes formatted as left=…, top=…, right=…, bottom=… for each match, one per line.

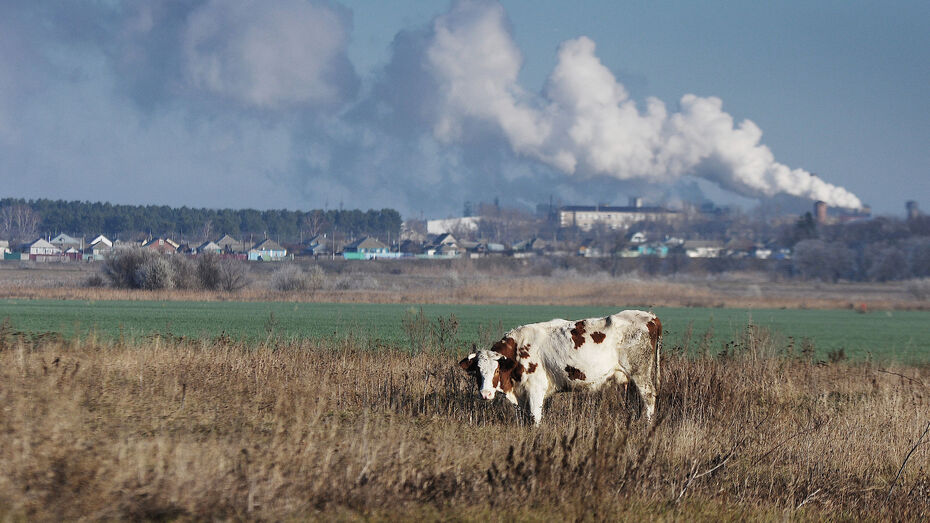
left=814, top=200, right=828, bottom=224
left=629, top=196, right=643, bottom=208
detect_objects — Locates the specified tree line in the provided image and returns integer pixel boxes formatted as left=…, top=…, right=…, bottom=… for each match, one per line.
left=0, top=198, right=401, bottom=244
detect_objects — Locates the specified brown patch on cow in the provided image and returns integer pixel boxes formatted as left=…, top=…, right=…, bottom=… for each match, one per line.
left=495, top=357, right=523, bottom=393
left=492, top=337, right=517, bottom=360
left=646, top=317, right=663, bottom=350
left=590, top=331, right=606, bottom=343
left=570, top=321, right=586, bottom=349
left=527, top=362, right=538, bottom=374
left=565, top=365, right=586, bottom=381
left=518, top=348, right=530, bottom=359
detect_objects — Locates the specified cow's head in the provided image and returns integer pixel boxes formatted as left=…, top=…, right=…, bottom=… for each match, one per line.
left=458, top=349, right=520, bottom=401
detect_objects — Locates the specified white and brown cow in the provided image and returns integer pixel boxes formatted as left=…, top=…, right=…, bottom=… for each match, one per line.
left=459, top=310, right=662, bottom=425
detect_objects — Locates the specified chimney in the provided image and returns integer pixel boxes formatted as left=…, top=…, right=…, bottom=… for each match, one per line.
left=906, top=200, right=920, bottom=220
left=814, top=201, right=828, bottom=224
left=628, top=196, right=643, bottom=208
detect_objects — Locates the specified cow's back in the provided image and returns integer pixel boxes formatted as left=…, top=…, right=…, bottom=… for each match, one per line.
left=507, top=311, right=659, bottom=392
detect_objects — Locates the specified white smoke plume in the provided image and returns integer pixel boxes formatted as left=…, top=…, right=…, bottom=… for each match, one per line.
left=423, top=1, right=863, bottom=209
left=182, top=0, right=357, bottom=109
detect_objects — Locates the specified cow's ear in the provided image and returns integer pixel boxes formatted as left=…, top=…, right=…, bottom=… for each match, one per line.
left=498, top=356, right=517, bottom=372
left=459, top=353, right=477, bottom=371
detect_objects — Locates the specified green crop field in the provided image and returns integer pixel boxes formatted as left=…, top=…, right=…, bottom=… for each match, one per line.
left=0, top=299, right=928, bottom=363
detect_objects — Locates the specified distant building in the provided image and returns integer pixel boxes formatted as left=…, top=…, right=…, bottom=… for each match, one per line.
left=558, top=204, right=679, bottom=231
left=89, top=235, right=113, bottom=260
left=28, top=239, right=61, bottom=257
left=50, top=233, right=82, bottom=251
left=196, top=241, right=222, bottom=254
left=427, top=216, right=480, bottom=235
left=683, top=240, right=724, bottom=258
left=215, top=234, right=249, bottom=254
left=249, top=239, right=287, bottom=261
left=142, top=237, right=180, bottom=254
left=343, top=236, right=394, bottom=260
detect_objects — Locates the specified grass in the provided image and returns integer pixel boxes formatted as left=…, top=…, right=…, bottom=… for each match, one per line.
left=1, top=326, right=929, bottom=520
left=1, top=299, right=929, bottom=362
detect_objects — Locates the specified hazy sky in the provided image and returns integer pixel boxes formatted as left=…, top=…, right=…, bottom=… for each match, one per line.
left=1, top=0, right=927, bottom=218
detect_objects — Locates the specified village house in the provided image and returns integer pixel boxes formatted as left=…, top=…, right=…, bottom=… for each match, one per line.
left=50, top=233, right=83, bottom=252
left=142, top=237, right=180, bottom=254
left=215, top=234, right=249, bottom=254
left=248, top=239, right=287, bottom=261
left=343, top=236, right=391, bottom=260
left=88, top=235, right=113, bottom=260
left=28, top=238, right=61, bottom=256
left=683, top=240, right=725, bottom=258
left=196, top=241, right=222, bottom=254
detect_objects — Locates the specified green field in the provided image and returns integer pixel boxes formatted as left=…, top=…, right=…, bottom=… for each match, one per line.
left=0, top=299, right=928, bottom=362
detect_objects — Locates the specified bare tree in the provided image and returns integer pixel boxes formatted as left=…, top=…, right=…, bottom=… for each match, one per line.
left=200, top=220, right=213, bottom=243
left=301, top=210, right=329, bottom=240
left=0, top=205, right=41, bottom=244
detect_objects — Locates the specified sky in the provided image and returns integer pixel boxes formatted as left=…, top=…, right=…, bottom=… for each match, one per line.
left=1, top=0, right=927, bottom=219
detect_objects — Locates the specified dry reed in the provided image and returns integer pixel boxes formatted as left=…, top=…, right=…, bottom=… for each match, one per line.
left=1, top=325, right=929, bottom=520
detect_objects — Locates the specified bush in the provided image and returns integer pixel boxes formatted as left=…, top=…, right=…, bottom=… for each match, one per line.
left=271, top=264, right=323, bottom=292
left=102, top=247, right=151, bottom=288
left=217, top=258, right=249, bottom=292
left=169, top=255, right=198, bottom=290
left=792, top=239, right=856, bottom=282
left=84, top=273, right=107, bottom=288
left=134, top=255, right=175, bottom=290
left=104, top=247, right=178, bottom=290
left=197, top=254, right=222, bottom=291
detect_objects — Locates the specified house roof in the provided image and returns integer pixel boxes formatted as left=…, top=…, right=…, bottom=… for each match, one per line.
left=197, top=241, right=221, bottom=252
left=215, top=234, right=241, bottom=247
left=683, top=240, right=724, bottom=249
left=345, top=236, right=388, bottom=250
left=252, top=238, right=285, bottom=251
left=29, top=239, right=58, bottom=249
left=142, top=237, right=179, bottom=249
left=428, top=233, right=459, bottom=247
left=304, top=234, right=326, bottom=246
left=50, top=233, right=81, bottom=245
left=90, top=235, right=112, bottom=247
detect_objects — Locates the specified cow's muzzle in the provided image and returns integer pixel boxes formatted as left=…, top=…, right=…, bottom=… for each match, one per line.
left=480, top=390, right=496, bottom=400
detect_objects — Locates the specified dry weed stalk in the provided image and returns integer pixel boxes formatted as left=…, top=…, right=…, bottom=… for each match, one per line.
left=0, top=328, right=928, bottom=520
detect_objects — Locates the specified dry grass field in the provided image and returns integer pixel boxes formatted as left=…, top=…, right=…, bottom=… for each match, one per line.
left=2, top=326, right=929, bottom=521
left=1, top=259, right=927, bottom=309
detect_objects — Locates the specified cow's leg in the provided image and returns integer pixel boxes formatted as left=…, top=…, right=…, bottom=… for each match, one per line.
left=636, top=382, right=657, bottom=421
left=525, top=383, right=546, bottom=426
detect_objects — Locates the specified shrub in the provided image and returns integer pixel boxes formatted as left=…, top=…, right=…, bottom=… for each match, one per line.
left=134, top=255, right=175, bottom=290
left=196, top=254, right=222, bottom=291
left=217, top=258, right=249, bottom=292
left=84, top=273, right=107, bottom=288
left=103, top=247, right=179, bottom=290
left=271, top=264, right=323, bottom=292
left=102, top=247, right=150, bottom=288
left=168, top=255, right=197, bottom=290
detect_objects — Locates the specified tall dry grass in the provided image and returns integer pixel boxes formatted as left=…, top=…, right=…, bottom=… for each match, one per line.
left=1, top=325, right=929, bottom=520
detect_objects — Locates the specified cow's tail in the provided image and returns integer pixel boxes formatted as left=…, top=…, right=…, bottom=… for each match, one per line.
left=653, top=316, right=662, bottom=392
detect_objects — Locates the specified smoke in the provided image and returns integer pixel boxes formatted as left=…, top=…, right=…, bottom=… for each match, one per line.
left=419, top=1, right=862, bottom=209
left=181, top=0, right=358, bottom=110
left=0, top=0, right=866, bottom=216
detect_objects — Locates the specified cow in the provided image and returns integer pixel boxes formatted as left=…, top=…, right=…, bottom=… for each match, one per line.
left=458, top=310, right=662, bottom=425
